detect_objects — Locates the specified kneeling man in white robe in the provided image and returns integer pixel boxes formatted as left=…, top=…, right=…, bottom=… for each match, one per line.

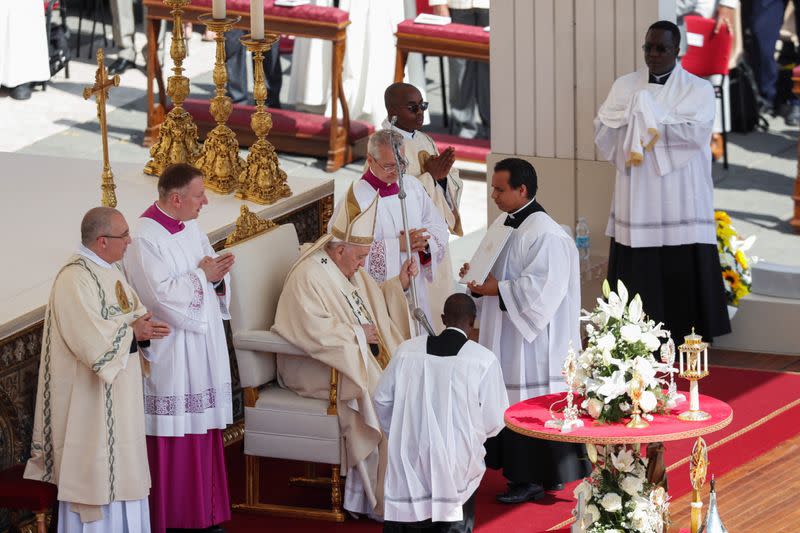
left=462, top=158, right=591, bottom=504
left=375, top=293, right=508, bottom=533
left=273, top=185, right=416, bottom=518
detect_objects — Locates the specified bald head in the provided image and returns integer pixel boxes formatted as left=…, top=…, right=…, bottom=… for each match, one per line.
left=384, top=82, right=425, bottom=133
left=441, top=293, right=477, bottom=331
left=81, top=206, right=121, bottom=246
left=80, top=207, right=131, bottom=263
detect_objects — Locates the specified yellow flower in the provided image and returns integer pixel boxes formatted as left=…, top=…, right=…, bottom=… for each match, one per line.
left=735, top=250, right=749, bottom=270
left=722, top=269, right=740, bottom=287
left=715, top=211, right=732, bottom=224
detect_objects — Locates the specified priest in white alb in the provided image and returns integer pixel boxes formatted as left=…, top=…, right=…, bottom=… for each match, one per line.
left=375, top=293, right=508, bottom=533
left=594, top=20, right=730, bottom=341
left=26, top=207, right=170, bottom=532
left=273, top=184, right=416, bottom=518
left=461, top=158, right=591, bottom=504
left=331, top=129, right=450, bottom=329
left=122, top=164, right=236, bottom=533
left=382, top=82, right=463, bottom=331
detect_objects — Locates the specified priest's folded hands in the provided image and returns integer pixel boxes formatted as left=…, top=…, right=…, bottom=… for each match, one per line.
left=198, top=252, right=235, bottom=282
left=460, top=262, right=500, bottom=296
left=131, top=311, right=171, bottom=341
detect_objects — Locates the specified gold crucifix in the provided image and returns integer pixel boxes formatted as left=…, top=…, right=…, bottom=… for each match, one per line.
left=83, top=48, right=121, bottom=208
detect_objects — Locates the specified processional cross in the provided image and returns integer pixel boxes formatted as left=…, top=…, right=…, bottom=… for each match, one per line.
left=83, top=48, right=121, bottom=208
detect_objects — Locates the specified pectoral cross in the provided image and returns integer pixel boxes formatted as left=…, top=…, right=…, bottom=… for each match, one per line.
left=83, top=48, right=121, bottom=207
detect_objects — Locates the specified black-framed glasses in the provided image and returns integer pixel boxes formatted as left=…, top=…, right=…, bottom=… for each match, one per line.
left=642, top=44, right=674, bottom=54
left=406, top=101, right=429, bottom=113
left=100, top=230, right=130, bottom=240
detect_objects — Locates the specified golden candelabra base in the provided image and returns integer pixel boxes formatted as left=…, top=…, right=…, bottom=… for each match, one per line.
left=194, top=14, right=244, bottom=194
left=678, top=409, right=712, bottom=422
left=101, top=166, right=118, bottom=208
left=237, top=35, right=291, bottom=205
left=144, top=0, right=200, bottom=176
left=626, top=410, right=650, bottom=429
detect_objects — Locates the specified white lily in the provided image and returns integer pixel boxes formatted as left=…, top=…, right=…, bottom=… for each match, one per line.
left=641, top=331, right=661, bottom=352
left=617, top=280, right=629, bottom=305
left=596, top=371, right=628, bottom=402
left=620, top=323, right=642, bottom=343
left=628, top=294, right=643, bottom=323
left=611, top=448, right=636, bottom=472
left=607, top=291, right=625, bottom=319
left=600, top=492, right=623, bottom=512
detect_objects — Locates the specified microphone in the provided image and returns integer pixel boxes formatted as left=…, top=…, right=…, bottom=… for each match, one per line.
left=412, top=308, right=436, bottom=336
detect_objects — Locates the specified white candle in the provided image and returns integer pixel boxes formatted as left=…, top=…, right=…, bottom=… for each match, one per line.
left=250, top=0, right=264, bottom=40
left=703, top=348, right=708, bottom=373
left=679, top=353, right=684, bottom=375
left=212, top=0, right=225, bottom=19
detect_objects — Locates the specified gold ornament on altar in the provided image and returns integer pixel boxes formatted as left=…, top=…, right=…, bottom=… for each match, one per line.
left=225, top=205, right=277, bottom=247
left=83, top=48, right=120, bottom=208
left=236, top=34, right=291, bottom=205
left=678, top=328, right=711, bottom=422
left=144, top=0, right=200, bottom=177
left=626, top=374, right=650, bottom=428
left=194, top=13, right=245, bottom=194
left=689, top=437, right=709, bottom=533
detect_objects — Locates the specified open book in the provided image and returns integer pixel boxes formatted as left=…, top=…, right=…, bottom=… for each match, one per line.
left=414, top=13, right=452, bottom=26
left=459, top=225, right=513, bottom=286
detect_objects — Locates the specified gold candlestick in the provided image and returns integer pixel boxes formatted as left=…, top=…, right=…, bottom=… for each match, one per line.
left=83, top=48, right=121, bottom=208
left=689, top=437, right=709, bottom=533
left=237, top=34, right=291, bottom=205
left=144, top=0, right=200, bottom=177
left=194, top=13, right=244, bottom=194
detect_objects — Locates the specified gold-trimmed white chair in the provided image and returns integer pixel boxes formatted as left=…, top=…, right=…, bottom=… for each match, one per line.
left=225, top=207, right=345, bottom=522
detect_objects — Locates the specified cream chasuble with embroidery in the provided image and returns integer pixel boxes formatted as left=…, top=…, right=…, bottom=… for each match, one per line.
left=273, top=246, right=411, bottom=516
left=25, top=255, right=151, bottom=507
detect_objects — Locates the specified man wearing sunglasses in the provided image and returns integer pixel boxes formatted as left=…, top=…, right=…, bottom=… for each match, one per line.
left=595, top=20, right=730, bottom=342
left=382, top=82, right=463, bottom=331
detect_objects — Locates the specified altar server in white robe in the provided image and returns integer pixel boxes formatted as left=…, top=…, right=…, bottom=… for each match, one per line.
left=595, top=20, right=730, bottom=341
left=461, top=158, right=591, bottom=504
left=375, top=293, right=508, bottom=533
left=382, top=82, right=463, bottom=332
left=123, top=164, right=235, bottom=533
left=274, top=186, right=416, bottom=518
left=26, top=207, right=170, bottom=532
left=330, top=129, right=450, bottom=328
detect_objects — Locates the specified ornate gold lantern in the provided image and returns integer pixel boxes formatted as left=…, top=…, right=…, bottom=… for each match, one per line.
left=678, top=328, right=711, bottom=421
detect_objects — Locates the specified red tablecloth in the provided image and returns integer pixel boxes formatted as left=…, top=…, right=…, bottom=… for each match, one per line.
left=505, top=392, right=732, bottom=444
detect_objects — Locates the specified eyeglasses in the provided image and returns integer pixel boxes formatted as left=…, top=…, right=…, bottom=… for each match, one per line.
left=100, top=230, right=130, bottom=240
left=406, top=102, right=429, bottom=113
left=375, top=161, right=399, bottom=173
left=642, top=44, right=674, bottom=54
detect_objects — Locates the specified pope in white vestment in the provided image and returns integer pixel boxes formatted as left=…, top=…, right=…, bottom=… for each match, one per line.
left=273, top=185, right=415, bottom=518
left=595, top=21, right=730, bottom=340
left=375, top=294, right=507, bottom=532
left=465, top=158, right=590, bottom=504
left=331, top=129, right=450, bottom=329
left=26, top=207, right=171, bottom=532
left=122, top=165, right=234, bottom=532
left=382, top=82, right=464, bottom=331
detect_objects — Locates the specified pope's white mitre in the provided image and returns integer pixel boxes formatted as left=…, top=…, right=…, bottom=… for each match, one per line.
left=330, top=184, right=378, bottom=245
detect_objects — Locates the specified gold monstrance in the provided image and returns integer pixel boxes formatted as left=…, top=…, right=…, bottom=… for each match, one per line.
left=144, top=0, right=200, bottom=176
left=689, top=437, right=709, bottom=533
left=83, top=48, right=121, bottom=208
left=237, top=34, right=291, bottom=205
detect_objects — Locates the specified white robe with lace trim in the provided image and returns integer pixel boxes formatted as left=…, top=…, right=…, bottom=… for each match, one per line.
left=123, top=219, right=233, bottom=437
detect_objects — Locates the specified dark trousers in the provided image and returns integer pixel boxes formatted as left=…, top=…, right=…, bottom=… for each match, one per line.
left=747, top=0, right=800, bottom=104
left=225, top=29, right=282, bottom=107
left=447, top=8, right=490, bottom=139
left=383, top=491, right=476, bottom=533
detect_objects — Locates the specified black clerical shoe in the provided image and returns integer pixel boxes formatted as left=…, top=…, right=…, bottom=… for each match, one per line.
left=545, top=483, right=565, bottom=491
left=496, top=482, right=545, bottom=504
left=9, top=83, right=32, bottom=100
left=107, top=58, right=137, bottom=75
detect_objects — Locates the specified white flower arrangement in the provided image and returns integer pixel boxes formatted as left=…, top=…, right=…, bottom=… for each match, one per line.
left=573, top=446, right=669, bottom=533
left=578, top=280, right=674, bottom=423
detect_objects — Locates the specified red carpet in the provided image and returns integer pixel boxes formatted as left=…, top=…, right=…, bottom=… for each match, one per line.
left=224, top=367, right=800, bottom=532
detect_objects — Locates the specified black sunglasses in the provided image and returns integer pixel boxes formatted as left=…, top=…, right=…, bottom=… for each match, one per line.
left=406, top=102, right=429, bottom=113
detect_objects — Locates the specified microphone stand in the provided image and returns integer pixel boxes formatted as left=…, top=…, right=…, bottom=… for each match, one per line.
left=389, top=117, right=425, bottom=336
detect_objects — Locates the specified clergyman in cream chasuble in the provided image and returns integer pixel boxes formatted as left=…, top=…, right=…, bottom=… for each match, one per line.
left=273, top=242, right=412, bottom=517
left=25, top=254, right=151, bottom=511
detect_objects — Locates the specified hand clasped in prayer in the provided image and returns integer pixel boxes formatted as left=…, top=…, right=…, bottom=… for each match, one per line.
left=198, top=252, right=235, bottom=283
